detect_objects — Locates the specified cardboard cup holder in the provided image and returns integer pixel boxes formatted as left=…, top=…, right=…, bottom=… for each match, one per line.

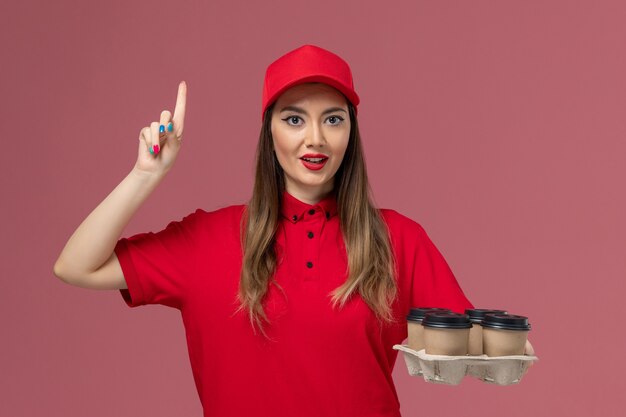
left=393, top=344, right=538, bottom=385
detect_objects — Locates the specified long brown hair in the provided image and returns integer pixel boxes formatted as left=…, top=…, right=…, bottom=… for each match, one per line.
left=234, top=95, right=399, bottom=340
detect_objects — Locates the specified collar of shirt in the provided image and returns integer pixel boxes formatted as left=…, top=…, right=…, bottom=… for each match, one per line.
left=280, top=190, right=338, bottom=223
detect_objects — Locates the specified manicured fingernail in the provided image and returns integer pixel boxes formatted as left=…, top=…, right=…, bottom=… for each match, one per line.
left=167, top=122, right=173, bottom=132
left=153, top=144, right=160, bottom=155
left=159, top=124, right=165, bottom=134
left=149, top=146, right=154, bottom=155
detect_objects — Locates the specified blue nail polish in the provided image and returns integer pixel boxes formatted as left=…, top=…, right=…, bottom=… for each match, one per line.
left=167, top=122, right=173, bottom=132
left=159, top=124, right=165, bottom=133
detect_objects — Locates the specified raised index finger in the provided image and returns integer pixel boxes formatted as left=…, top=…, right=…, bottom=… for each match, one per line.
left=172, top=81, right=187, bottom=131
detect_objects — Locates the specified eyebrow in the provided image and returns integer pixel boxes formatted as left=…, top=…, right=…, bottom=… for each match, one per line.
left=279, top=105, right=347, bottom=116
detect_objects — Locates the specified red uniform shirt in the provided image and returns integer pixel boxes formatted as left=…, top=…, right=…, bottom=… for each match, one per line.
left=114, top=190, right=474, bottom=417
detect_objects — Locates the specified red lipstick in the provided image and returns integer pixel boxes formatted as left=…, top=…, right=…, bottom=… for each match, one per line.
left=299, top=153, right=329, bottom=171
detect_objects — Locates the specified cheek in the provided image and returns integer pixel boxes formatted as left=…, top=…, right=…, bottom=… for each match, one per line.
left=336, top=135, right=350, bottom=157
left=272, top=135, right=285, bottom=155
left=333, top=143, right=349, bottom=168
left=272, top=137, right=292, bottom=165
left=273, top=130, right=299, bottom=154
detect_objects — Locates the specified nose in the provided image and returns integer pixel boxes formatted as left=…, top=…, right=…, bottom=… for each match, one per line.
left=304, top=121, right=326, bottom=148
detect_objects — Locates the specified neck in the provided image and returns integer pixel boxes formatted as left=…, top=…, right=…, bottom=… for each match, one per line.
left=286, top=186, right=334, bottom=205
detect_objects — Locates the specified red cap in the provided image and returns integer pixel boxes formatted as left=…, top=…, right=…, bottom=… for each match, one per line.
left=261, top=44, right=360, bottom=121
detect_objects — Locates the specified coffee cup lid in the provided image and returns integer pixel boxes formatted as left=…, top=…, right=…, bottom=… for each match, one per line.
left=481, top=313, right=531, bottom=331
left=406, top=307, right=451, bottom=322
left=465, top=308, right=508, bottom=323
left=421, top=312, right=472, bottom=329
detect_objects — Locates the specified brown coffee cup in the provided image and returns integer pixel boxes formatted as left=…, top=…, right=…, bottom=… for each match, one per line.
left=465, top=309, right=508, bottom=355
left=422, top=312, right=472, bottom=356
left=481, top=314, right=531, bottom=356
left=406, top=307, right=451, bottom=352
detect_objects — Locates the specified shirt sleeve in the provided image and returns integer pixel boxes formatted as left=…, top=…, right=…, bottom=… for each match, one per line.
left=113, top=209, right=204, bottom=310
left=410, top=222, right=474, bottom=314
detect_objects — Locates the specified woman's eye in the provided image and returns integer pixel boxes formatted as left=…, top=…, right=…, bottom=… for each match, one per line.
left=327, top=116, right=344, bottom=125
left=282, top=115, right=344, bottom=126
left=283, top=116, right=302, bottom=126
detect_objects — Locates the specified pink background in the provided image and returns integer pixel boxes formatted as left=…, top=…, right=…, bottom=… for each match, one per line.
left=2, top=0, right=625, bottom=416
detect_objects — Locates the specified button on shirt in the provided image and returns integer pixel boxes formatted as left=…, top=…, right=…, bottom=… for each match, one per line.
left=114, top=190, right=474, bottom=417
left=277, top=191, right=340, bottom=283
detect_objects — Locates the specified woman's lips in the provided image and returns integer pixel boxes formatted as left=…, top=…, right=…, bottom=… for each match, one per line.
left=300, top=157, right=328, bottom=171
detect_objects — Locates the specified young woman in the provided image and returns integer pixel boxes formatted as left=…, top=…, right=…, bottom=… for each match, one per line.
left=54, top=44, right=533, bottom=417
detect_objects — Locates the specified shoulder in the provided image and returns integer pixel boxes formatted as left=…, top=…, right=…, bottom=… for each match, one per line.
left=378, top=208, right=426, bottom=236
left=189, top=203, right=246, bottom=227
left=165, top=204, right=246, bottom=248
left=169, top=204, right=246, bottom=230
left=198, top=203, right=246, bottom=220
left=377, top=208, right=435, bottom=253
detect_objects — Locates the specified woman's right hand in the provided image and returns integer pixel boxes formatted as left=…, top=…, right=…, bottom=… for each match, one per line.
left=134, top=81, right=187, bottom=176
